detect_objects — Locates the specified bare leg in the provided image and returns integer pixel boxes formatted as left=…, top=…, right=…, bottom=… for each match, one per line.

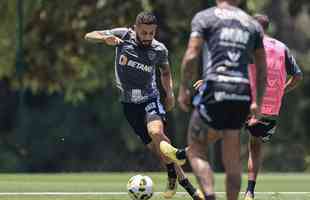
left=222, top=130, right=242, bottom=200
left=147, top=117, right=202, bottom=199
left=186, top=110, right=218, bottom=199
left=248, top=135, right=263, bottom=182
left=147, top=118, right=172, bottom=163
left=246, top=135, right=263, bottom=197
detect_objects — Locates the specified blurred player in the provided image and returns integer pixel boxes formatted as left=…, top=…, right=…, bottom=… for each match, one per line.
left=244, top=14, right=303, bottom=200
left=160, top=0, right=267, bottom=200
left=84, top=11, right=203, bottom=200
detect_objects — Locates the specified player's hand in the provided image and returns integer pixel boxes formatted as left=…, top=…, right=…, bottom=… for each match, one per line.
left=104, top=35, right=123, bottom=46
left=165, top=93, right=175, bottom=112
left=250, top=102, right=259, bottom=117
left=247, top=115, right=259, bottom=126
left=178, top=85, right=191, bottom=112
left=193, top=80, right=204, bottom=91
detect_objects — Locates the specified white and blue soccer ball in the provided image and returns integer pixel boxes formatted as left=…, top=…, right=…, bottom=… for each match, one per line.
left=127, top=175, right=154, bottom=200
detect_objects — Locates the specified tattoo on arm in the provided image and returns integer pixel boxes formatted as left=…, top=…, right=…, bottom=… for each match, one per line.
left=180, top=37, right=203, bottom=89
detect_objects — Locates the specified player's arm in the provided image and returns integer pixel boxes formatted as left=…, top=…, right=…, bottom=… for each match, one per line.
left=284, top=48, right=303, bottom=93
left=159, top=63, right=175, bottom=111
left=178, top=12, right=205, bottom=112
left=84, top=28, right=125, bottom=46
left=252, top=24, right=267, bottom=115
left=179, top=37, right=204, bottom=112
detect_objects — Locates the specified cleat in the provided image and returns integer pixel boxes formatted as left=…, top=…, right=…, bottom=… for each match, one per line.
left=163, top=178, right=178, bottom=199
left=193, top=189, right=205, bottom=200
left=160, top=141, right=186, bottom=166
left=244, top=191, right=254, bottom=200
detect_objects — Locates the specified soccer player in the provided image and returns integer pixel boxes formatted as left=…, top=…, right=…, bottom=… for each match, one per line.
left=84, top=12, right=203, bottom=200
left=244, top=14, right=303, bottom=200
left=160, top=1, right=267, bottom=200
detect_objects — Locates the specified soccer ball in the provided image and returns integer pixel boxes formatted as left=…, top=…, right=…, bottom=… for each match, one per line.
left=127, top=175, right=153, bottom=200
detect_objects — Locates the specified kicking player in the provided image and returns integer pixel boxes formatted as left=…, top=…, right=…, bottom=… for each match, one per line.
left=244, top=14, right=303, bottom=200
left=160, top=1, right=267, bottom=200
left=84, top=11, right=203, bottom=200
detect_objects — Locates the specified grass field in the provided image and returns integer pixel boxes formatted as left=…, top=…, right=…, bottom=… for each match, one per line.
left=0, top=173, right=309, bottom=200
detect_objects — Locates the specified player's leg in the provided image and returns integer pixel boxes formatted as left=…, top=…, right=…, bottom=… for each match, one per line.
left=123, top=102, right=178, bottom=199
left=147, top=117, right=179, bottom=198
left=222, top=130, right=242, bottom=200
left=186, top=109, right=218, bottom=200
left=146, top=104, right=203, bottom=199
left=245, top=118, right=276, bottom=199
left=245, top=135, right=262, bottom=200
left=173, top=156, right=204, bottom=200
left=147, top=141, right=203, bottom=200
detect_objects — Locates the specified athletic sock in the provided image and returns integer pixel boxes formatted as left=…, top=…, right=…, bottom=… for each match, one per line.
left=166, top=163, right=177, bottom=179
left=179, top=178, right=196, bottom=196
left=205, top=194, right=216, bottom=200
left=246, top=180, right=256, bottom=195
left=176, top=149, right=187, bottom=160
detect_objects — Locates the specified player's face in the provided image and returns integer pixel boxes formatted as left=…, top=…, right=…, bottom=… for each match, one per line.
left=135, top=24, right=157, bottom=47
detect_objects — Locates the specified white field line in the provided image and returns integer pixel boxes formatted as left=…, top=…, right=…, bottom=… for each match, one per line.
left=0, top=192, right=308, bottom=196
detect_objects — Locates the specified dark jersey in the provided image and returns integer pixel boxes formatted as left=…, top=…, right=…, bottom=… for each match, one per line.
left=191, top=6, right=264, bottom=85
left=284, top=47, right=302, bottom=76
left=100, top=28, right=169, bottom=103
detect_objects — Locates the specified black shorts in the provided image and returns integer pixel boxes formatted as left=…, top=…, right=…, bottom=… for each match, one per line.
left=196, top=81, right=251, bottom=130
left=245, top=117, right=277, bottom=142
left=122, top=98, right=166, bottom=145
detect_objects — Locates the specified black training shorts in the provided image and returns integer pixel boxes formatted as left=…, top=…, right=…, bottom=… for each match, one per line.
left=196, top=81, right=251, bottom=130
left=122, top=98, right=166, bottom=145
left=245, top=117, right=277, bottom=142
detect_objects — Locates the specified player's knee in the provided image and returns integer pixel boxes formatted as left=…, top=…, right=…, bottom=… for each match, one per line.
left=187, top=145, right=207, bottom=160
left=226, top=172, right=241, bottom=191
left=250, top=137, right=262, bottom=152
left=250, top=136, right=262, bottom=146
left=223, top=159, right=241, bottom=174
left=148, top=127, right=163, bottom=137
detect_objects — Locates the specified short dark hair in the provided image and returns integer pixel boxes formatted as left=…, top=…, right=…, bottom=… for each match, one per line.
left=253, top=14, right=270, bottom=31
left=135, top=11, right=158, bottom=25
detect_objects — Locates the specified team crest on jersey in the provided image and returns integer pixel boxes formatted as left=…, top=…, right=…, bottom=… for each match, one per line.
left=147, top=50, right=157, bottom=61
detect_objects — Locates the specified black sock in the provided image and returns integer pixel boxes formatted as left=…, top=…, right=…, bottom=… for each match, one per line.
left=205, top=194, right=216, bottom=200
left=166, top=163, right=177, bottom=179
left=179, top=178, right=196, bottom=196
left=176, top=149, right=187, bottom=160
left=246, top=180, right=256, bottom=195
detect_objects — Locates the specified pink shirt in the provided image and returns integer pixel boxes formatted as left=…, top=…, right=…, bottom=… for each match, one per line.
left=249, top=36, right=287, bottom=116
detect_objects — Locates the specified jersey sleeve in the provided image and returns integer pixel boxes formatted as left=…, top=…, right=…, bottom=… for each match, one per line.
left=284, top=48, right=303, bottom=76
left=98, top=27, right=129, bottom=39
left=158, top=44, right=169, bottom=66
left=190, top=12, right=208, bottom=38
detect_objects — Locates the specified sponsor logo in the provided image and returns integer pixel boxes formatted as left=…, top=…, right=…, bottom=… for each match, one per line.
left=119, top=54, right=153, bottom=72
left=214, top=92, right=250, bottom=101
left=220, top=28, right=250, bottom=45
left=127, top=60, right=153, bottom=72
left=145, top=102, right=156, bottom=112
left=131, top=89, right=147, bottom=103
left=119, top=55, right=128, bottom=65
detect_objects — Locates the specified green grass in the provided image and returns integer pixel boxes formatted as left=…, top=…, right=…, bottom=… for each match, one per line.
left=0, top=173, right=309, bottom=200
